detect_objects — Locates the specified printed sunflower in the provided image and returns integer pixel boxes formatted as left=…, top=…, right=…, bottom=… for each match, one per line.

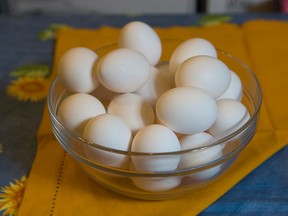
left=0, top=176, right=27, bottom=216
left=38, top=23, right=69, bottom=41
left=6, top=76, right=50, bottom=102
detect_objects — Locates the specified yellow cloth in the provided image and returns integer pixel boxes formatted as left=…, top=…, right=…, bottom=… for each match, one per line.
left=18, top=21, right=288, bottom=216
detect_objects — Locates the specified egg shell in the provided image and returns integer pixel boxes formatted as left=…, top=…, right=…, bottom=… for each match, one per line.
left=135, top=66, right=174, bottom=108
left=97, top=48, right=151, bottom=93
left=118, top=21, right=162, bottom=66
left=207, top=99, right=248, bottom=139
left=188, top=165, right=223, bottom=181
left=83, top=113, right=132, bottom=167
left=57, top=47, right=99, bottom=93
left=132, top=177, right=181, bottom=192
left=217, top=70, right=243, bottom=101
left=58, top=93, right=106, bottom=135
left=233, top=110, right=251, bottom=138
left=131, top=124, right=181, bottom=172
left=156, top=86, right=218, bottom=135
left=179, top=132, right=222, bottom=168
left=107, top=93, right=155, bottom=134
left=179, top=133, right=223, bottom=181
left=240, top=111, right=251, bottom=127
left=169, top=38, right=217, bottom=76
left=175, top=55, right=231, bottom=98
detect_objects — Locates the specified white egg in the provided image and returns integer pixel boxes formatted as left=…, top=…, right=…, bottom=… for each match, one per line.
left=135, top=66, right=174, bottom=108
left=58, top=47, right=99, bottom=93
left=217, top=70, right=243, bottom=101
left=207, top=99, right=248, bottom=139
left=187, top=165, right=223, bottom=181
left=58, top=93, right=106, bottom=135
left=234, top=110, right=251, bottom=137
left=179, top=132, right=223, bottom=180
left=118, top=21, right=162, bottom=66
left=97, top=48, right=150, bottom=93
left=132, top=177, right=181, bottom=192
left=107, top=93, right=155, bottom=134
left=240, top=111, right=251, bottom=126
left=175, top=55, right=231, bottom=98
left=156, top=87, right=218, bottom=135
left=179, top=132, right=220, bottom=168
left=169, top=38, right=217, bottom=76
left=131, top=124, right=181, bottom=172
left=83, top=113, right=132, bottom=167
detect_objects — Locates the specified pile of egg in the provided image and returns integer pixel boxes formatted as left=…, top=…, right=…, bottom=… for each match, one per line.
left=57, top=21, right=250, bottom=192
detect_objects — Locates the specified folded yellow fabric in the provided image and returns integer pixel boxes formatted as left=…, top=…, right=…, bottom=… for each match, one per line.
left=18, top=21, right=288, bottom=216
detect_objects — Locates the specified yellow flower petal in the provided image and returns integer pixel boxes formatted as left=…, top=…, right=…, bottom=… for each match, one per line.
left=0, top=176, right=27, bottom=216
left=6, top=76, right=50, bottom=102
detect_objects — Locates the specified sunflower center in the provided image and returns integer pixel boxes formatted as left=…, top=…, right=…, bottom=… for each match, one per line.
left=20, top=81, right=45, bottom=93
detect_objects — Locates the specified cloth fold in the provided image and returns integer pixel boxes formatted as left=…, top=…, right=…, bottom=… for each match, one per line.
left=18, top=21, right=288, bottom=216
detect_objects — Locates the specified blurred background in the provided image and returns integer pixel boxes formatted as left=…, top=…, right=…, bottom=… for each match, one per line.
left=0, top=0, right=287, bottom=15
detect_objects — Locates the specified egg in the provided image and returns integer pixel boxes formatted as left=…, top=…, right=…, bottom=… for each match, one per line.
left=241, top=111, right=251, bottom=126
left=58, top=93, right=106, bottom=135
left=131, top=124, right=181, bottom=172
left=118, top=21, right=162, bottom=66
left=58, top=47, right=99, bottom=93
left=132, top=177, right=181, bottom=192
left=175, top=55, right=231, bottom=98
left=207, top=99, right=249, bottom=139
left=83, top=113, right=132, bottom=167
left=156, top=87, right=218, bottom=135
left=107, top=93, right=155, bottom=134
left=179, top=132, right=223, bottom=180
left=179, top=132, right=220, bottom=167
left=135, top=66, right=174, bottom=108
left=217, top=70, right=243, bottom=101
left=235, top=110, right=251, bottom=137
left=169, top=38, right=217, bottom=76
left=97, top=48, right=151, bottom=93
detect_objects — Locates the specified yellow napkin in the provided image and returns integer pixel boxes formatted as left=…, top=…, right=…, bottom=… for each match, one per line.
left=18, top=21, right=288, bottom=216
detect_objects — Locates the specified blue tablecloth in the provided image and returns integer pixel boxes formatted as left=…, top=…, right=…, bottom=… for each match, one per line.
left=0, top=13, right=288, bottom=215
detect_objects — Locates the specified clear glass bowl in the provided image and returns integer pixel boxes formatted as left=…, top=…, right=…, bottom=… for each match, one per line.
left=48, top=39, right=262, bottom=200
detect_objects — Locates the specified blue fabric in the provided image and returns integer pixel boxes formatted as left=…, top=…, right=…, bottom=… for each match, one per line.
left=0, top=13, right=287, bottom=215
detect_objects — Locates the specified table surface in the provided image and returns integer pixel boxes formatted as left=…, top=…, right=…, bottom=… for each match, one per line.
left=0, top=13, right=288, bottom=215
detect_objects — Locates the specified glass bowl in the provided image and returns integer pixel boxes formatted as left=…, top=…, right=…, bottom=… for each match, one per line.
left=48, top=39, right=262, bottom=200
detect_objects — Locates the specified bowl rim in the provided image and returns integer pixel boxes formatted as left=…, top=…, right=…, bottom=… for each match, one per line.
left=48, top=42, right=262, bottom=158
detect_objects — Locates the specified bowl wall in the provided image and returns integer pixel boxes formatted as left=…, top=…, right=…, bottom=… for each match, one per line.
left=48, top=40, right=262, bottom=200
